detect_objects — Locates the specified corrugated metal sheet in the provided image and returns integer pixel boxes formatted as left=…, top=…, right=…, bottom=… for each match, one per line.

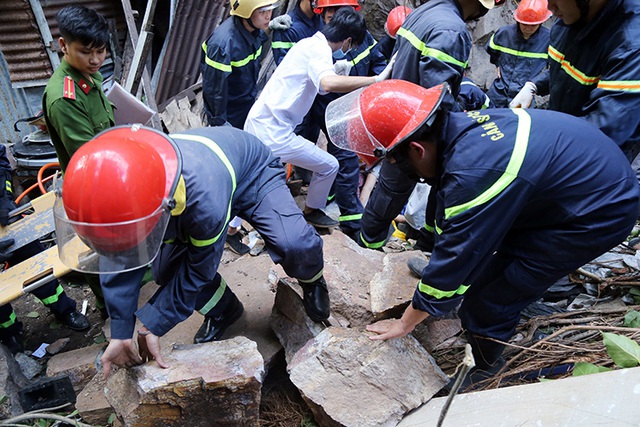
left=0, top=0, right=126, bottom=83
left=0, top=0, right=52, bottom=82
left=155, top=0, right=231, bottom=106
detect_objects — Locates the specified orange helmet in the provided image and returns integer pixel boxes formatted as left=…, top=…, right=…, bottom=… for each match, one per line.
left=313, top=0, right=360, bottom=14
left=514, top=0, right=552, bottom=24
left=385, top=6, right=411, bottom=38
left=53, top=125, right=181, bottom=273
left=326, top=80, right=448, bottom=167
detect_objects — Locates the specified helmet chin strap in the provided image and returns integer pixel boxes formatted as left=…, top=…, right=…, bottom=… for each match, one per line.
left=245, top=17, right=260, bottom=30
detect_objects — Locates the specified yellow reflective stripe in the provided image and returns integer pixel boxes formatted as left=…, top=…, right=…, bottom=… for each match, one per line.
left=489, top=34, right=547, bottom=59
left=482, top=95, right=491, bottom=109
left=445, top=109, right=531, bottom=219
left=360, top=233, right=385, bottom=249
left=396, top=27, right=467, bottom=68
left=418, top=280, right=469, bottom=299
left=298, top=269, right=324, bottom=283
left=548, top=45, right=599, bottom=86
left=350, top=41, right=376, bottom=66
left=41, top=284, right=64, bottom=305
left=597, top=80, right=640, bottom=92
left=5, top=180, right=12, bottom=193
left=171, top=133, right=237, bottom=248
left=202, top=42, right=262, bottom=72
left=0, top=311, right=17, bottom=329
left=339, top=213, right=362, bottom=222
left=272, top=41, right=295, bottom=49
left=422, top=223, right=434, bottom=233
left=198, top=277, right=227, bottom=315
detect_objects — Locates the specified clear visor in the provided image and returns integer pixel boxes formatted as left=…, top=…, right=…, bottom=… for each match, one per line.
left=258, top=2, right=279, bottom=12
left=325, top=88, right=387, bottom=164
left=53, top=195, right=171, bottom=274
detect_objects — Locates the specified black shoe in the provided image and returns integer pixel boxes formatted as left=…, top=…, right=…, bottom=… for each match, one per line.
left=56, top=310, right=90, bottom=331
left=413, top=232, right=435, bottom=252
left=446, top=357, right=505, bottom=393
left=304, top=209, right=338, bottom=228
left=299, top=277, right=331, bottom=322
left=407, top=257, right=428, bottom=278
left=225, top=233, right=250, bottom=255
left=1, top=333, right=24, bottom=355
left=194, top=296, right=244, bottom=344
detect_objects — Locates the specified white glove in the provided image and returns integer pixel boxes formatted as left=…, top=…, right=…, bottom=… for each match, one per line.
left=374, top=52, right=397, bottom=83
left=268, top=15, right=292, bottom=31
left=509, top=82, right=537, bottom=108
left=333, top=59, right=353, bottom=76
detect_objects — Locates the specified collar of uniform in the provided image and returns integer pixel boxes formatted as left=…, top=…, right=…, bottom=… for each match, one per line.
left=58, top=59, right=104, bottom=94
left=232, top=15, right=262, bottom=40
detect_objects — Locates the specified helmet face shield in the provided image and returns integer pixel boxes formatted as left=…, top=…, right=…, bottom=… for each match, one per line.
left=54, top=195, right=172, bottom=273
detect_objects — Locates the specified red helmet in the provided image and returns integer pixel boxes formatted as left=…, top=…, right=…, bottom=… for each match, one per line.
left=54, top=125, right=180, bottom=273
left=313, top=0, right=360, bottom=14
left=385, top=6, right=411, bottom=38
left=326, top=80, right=447, bottom=167
left=514, top=0, right=552, bottom=24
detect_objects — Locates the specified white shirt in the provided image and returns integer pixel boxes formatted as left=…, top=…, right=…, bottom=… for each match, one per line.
left=244, top=32, right=336, bottom=150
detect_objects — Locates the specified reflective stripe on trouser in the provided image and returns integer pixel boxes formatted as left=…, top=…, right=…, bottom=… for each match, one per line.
left=245, top=183, right=324, bottom=282
left=327, top=140, right=363, bottom=232
left=0, top=306, right=21, bottom=339
left=152, top=243, right=235, bottom=317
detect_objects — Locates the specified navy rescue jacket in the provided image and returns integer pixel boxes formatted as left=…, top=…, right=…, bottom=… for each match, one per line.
left=391, top=0, right=472, bottom=110
left=486, top=24, right=549, bottom=108
left=271, top=6, right=323, bottom=65
left=532, top=0, right=640, bottom=160
left=104, top=127, right=285, bottom=339
left=360, top=109, right=640, bottom=317
left=201, top=16, right=267, bottom=129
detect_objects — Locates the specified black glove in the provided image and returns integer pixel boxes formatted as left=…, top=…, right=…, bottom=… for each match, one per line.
left=0, top=238, right=15, bottom=263
left=0, top=197, right=12, bottom=227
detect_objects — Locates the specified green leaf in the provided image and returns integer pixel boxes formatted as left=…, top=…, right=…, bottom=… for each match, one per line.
left=108, top=413, right=116, bottom=425
left=572, top=362, right=611, bottom=376
left=0, top=395, right=7, bottom=404
left=624, top=311, right=640, bottom=328
left=49, top=320, right=62, bottom=330
left=94, top=334, right=106, bottom=344
left=538, top=378, right=554, bottom=382
left=25, top=311, right=40, bottom=318
left=603, top=332, right=640, bottom=368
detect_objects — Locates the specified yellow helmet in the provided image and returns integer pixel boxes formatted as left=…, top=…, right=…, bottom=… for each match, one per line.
left=230, top=0, right=279, bottom=19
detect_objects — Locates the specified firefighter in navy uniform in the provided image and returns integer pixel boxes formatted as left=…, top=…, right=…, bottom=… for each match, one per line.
left=270, top=0, right=323, bottom=65
left=485, top=0, right=551, bottom=108
left=53, top=125, right=330, bottom=378
left=0, top=145, right=89, bottom=355
left=200, top=0, right=279, bottom=128
left=327, top=80, right=640, bottom=386
left=511, top=0, right=640, bottom=162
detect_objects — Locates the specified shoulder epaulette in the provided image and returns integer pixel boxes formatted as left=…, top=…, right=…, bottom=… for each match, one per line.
left=63, top=76, right=76, bottom=100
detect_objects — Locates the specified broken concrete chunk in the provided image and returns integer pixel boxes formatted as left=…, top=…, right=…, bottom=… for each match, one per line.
left=76, top=373, right=113, bottom=426
left=270, top=278, right=326, bottom=364
left=288, top=327, right=449, bottom=427
left=105, top=337, right=264, bottom=426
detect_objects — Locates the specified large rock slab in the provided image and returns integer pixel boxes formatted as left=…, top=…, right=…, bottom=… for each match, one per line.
left=46, top=343, right=106, bottom=392
left=105, top=337, right=264, bottom=426
left=270, top=278, right=327, bottom=364
left=288, top=327, right=449, bottom=427
left=398, top=367, right=640, bottom=426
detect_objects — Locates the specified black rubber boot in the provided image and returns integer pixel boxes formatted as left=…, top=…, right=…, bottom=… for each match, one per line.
left=299, top=276, right=331, bottom=322
left=447, top=334, right=506, bottom=392
left=194, top=291, right=244, bottom=344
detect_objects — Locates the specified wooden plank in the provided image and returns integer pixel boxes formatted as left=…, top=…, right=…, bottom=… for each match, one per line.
left=0, top=193, right=56, bottom=251
left=397, top=367, right=640, bottom=426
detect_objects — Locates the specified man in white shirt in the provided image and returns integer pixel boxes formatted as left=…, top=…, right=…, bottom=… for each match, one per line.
left=245, top=7, right=393, bottom=228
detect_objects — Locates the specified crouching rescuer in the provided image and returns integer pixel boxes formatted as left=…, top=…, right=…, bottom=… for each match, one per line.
left=326, top=79, right=640, bottom=387
left=53, top=125, right=331, bottom=377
